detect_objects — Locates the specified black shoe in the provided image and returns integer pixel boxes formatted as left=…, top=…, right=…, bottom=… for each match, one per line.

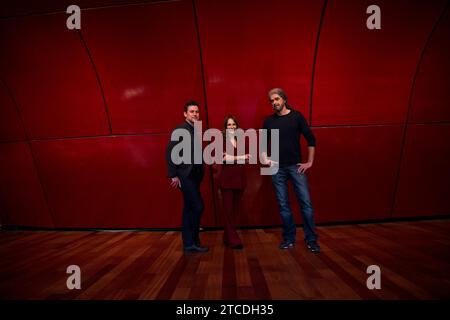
left=184, top=244, right=209, bottom=253
left=279, top=240, right=295, bottom=249
left=306, top=241, right=320, bottom=253
left=230, top=243, right=244, bottom=250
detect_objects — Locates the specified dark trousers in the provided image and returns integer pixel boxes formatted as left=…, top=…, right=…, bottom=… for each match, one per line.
left=221, top=189, right=243, bottom=246
left=179, top=173, right=204, bottom=247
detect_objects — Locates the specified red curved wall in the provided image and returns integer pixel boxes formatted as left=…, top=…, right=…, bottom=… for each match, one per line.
left=1, top=0, right=449, bottom=228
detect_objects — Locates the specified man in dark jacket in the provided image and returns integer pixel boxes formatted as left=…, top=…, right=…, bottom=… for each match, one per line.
left=166, top=100, right=208, bottom=253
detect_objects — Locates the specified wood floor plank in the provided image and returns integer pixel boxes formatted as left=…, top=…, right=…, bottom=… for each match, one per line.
left=1, top=219, right=449, bottom=300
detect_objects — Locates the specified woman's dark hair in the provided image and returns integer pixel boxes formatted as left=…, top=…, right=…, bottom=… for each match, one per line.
left=222, top=115, right=239, bottom=137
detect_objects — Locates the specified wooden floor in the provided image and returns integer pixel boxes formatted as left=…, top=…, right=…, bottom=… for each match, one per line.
left=1, top=219, right=449, bottom=300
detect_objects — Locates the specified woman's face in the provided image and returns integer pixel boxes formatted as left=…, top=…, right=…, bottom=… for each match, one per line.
left=226, top=118, right=237, bottom=133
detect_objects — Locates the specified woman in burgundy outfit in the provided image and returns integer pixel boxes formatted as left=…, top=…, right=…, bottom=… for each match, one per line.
left=218, top=116, right=251, bottom=249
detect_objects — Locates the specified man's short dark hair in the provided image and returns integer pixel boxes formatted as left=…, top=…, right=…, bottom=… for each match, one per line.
left=184, top=100, right=200, bottom=112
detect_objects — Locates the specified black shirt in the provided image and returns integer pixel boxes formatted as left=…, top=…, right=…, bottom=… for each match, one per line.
left=263, top=109, right=316, bottom=168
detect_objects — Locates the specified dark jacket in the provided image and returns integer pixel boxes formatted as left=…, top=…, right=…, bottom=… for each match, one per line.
left=166, top=121, right=204, bottom=179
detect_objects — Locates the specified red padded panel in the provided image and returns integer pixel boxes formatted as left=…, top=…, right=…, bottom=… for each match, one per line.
left=308, top=125, right=403, bottom=222
left=0, top=0, right=162, bottom=17
left=31, top=135, right=215, bottom=228
left=0, top=80, right=26, bottom=142
left=196, top=0, right=324, bottom=130
left=393, top=124, right=450, bottom=217
left=313, top=0, right=447, bottom=125
left=81, top=1, right=204, bottom=134
left=0, top=142, right=53, bottom=227
left=409, top=8, right=450, bottom=123
left=1, top=1, right=449, bottom=229
left=0, top=14, right=109, bottom=139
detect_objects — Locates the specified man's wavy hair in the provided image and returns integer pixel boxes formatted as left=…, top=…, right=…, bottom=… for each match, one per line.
left=268, top=88, right=292, bottom=109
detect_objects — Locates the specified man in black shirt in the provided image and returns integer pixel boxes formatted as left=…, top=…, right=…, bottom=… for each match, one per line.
left=262, top=88, right=320, bottom=253
left=166, top=100, right=208, bottom=254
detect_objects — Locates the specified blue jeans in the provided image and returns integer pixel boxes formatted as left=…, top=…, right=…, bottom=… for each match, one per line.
left=271, top=165, right=318, bottom=243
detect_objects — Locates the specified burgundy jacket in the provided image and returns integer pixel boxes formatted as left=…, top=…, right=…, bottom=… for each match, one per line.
left=218, top=137, right=246, bottom=190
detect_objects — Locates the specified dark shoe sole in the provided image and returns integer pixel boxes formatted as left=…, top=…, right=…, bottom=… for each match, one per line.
left=183, top=246, right=209, bottom=253
left=306, top=245, right=321, bottom=254
left=279, top=243, right=295, bottom=249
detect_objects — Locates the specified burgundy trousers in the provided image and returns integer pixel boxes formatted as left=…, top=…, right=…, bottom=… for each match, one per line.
left=221, top=189, right=243, bottom=246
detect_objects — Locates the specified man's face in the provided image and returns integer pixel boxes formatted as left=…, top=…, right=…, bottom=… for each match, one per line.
left=269, top=94, right=286, bottom=112
left=184, top=105, right=200, bottom=124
